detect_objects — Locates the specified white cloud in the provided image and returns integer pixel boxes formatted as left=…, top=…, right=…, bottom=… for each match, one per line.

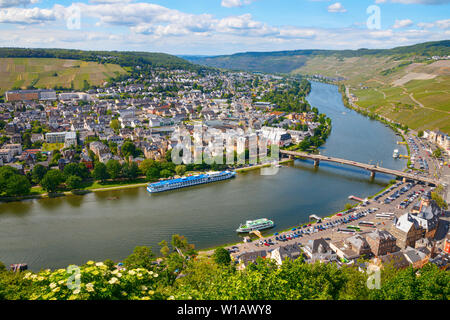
left=0, top=0, right=38, bottom=8
left=417, top=22, right=435, bottom=28
left=221, top=0, right=255, bottom=8
left=435, top=19, right=450, bottom=28
left=393, top=19, right=413, bottom=28
left=0, top=1, right=448, bottom=55
left=327, top=2, right=347, bottom=13
left=0, top=7, right=55, bottom=24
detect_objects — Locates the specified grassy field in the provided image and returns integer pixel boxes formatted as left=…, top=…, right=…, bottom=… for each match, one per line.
left=41, top=143, right=64, bottom=152
left=292, top=56, right=450, bottom=134
left=0, top=58, right=127, bottom=94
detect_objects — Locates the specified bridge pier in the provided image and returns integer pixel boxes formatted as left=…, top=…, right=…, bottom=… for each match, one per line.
left=370, top=171, right=375, bottom=179
left=314, top=159, right=320, bottom=167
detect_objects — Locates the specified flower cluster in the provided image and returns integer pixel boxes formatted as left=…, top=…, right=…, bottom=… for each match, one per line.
left=23, top=261, right=163, bottom=300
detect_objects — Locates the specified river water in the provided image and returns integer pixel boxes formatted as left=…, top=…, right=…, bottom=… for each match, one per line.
left=0, top=82, right=407, bottom=270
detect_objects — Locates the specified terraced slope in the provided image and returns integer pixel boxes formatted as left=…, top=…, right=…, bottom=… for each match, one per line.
left=0, top=58, right=127, bottom=93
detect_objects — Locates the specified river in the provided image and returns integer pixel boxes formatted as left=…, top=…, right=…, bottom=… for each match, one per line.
left=0, top=81, right=407, bottom=270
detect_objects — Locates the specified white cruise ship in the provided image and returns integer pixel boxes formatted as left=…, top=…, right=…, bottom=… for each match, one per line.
left=147, top=171, right=236, bottom=193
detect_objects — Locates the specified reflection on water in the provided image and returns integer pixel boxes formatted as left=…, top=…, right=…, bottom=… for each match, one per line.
left=0, top=82, right=407, bottom=270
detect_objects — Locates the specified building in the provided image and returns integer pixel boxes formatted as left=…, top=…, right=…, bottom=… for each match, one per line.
left=0, top=149, right=14, bottom=163
left=410, top=192, right=441, bottom=239
left=390, top=213, right=424, bottom=249
left=269, top=244, right=303, bottom=265
left=366, top=229, right=397, bottom=257
left=237, top=250, right=267, bottom=269
left=5, top=89, right=56, bottom=102
left=45, top=131, right=77, bottom=147
left=302, top=238, right=337, bottom=263
left=330, top=235, right=372, bottom=261
left=2, top=144, right=22, bottom=156
left=371, top=251, right=410, bottom=269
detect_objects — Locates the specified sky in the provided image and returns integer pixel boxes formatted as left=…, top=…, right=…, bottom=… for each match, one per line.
left=0, top=0, right=449, bottom=55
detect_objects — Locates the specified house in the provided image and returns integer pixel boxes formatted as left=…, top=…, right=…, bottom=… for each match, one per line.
left=269, top=244, right=303, bottom=265
left=410, top=191, right=441, bottom=239
left=330, top=235, right=371, bottom=261
left=370, top=251, right=410, bottom=269
left=390, top=213, right=424, bottom=249
left=403, top=246, right=429, bottom=269
left=237, top=250, right=267, bottom=269
left=2, top=144, right=22, bottom=156
left=0, top=148, right=14, bottom=163
left=302, top=238, right=337, bottom=263
left=366, top=229, right=397, bottom=257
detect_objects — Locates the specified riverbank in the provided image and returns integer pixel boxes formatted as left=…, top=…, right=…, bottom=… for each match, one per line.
left=0, top=160, right=295, bottom=203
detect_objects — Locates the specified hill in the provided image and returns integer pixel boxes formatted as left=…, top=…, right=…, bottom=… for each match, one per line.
left=0, top=48, right=203, bottom=94
left=187, top=41, right=450, bottom=74
left=0, top=58, right=126, bottom=94
left=188, top=41, right=450, bottom=133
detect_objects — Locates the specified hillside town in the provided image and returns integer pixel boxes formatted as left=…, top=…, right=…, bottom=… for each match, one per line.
left=0, top=70, right=323, bottom=176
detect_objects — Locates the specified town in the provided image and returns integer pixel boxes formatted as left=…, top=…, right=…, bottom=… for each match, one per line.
left=0, top=69, right=329, bottom=197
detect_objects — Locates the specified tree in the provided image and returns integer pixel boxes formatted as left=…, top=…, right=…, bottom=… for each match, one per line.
left=146, top=167, right=160, bottom=180
left=40, top=170, right=65, bottom=193
left=66, top=175, right=82, bottom=190
left=175, top=165, right=186, bottom=176
left=92, top=162, right=109, bottom=182
left=431, top=191, right=448, bottom=210
left=160, top=169, right=173, bottom=178
left=139, top=159, right=158, bottom=174
left=123, top=246, right=155, bottom=270
left=213, top=248, right=231, bottom=266
left=106, top=159, right=122, bottom=179
left=63, top=163, right=85, bottom=179
left=432, top=148, right=442, bottom=159
left=4, top=174, right=31, bottom=196
left=121, top=141, right=136, bottom=158
left=123, top=162, right=139, bottom=180
left=344, top=203, right=353, bottom=211
left=418, top=130, right=424, bottom=138
left=31, top=164, right=48, bottom=184
left=110, top=119, right=120, bottom=132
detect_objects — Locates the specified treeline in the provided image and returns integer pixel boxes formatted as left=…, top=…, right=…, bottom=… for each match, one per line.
left=0, top=48, right=205, bottom=72
left=0, top=236, right=448, bottom=300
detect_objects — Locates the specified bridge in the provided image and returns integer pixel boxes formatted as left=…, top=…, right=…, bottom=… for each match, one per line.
left=280, top=150, right=439, bottom=185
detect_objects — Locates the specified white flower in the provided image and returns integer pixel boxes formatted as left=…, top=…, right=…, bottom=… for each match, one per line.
left=73, top=288, right=80, bottom=295
left=153, top=273, right=158, bottom=278
left=108, top=277, right=119, bottom=284
left=86, top=283, right=95, bottom=292
left=168, top=296, right=175, bottom=300
left=128, top=270, right=136, bottom=275
left=95, top=262, right=104, bottom=267
left=117, top=273, right=122, bottom=278
left=49, top=282, right=57, bottom=289
left=141, top=285, right=148, bottom=291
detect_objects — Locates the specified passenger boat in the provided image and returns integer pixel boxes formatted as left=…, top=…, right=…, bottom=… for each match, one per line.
left=393, top=149, right=399, bottom=158
left=147, top=170, right=236, bottom=193
left=236, top=218, right=275, bottom=233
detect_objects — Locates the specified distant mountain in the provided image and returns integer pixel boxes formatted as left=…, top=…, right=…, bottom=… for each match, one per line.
left=186, top=40, right=450, bottom=74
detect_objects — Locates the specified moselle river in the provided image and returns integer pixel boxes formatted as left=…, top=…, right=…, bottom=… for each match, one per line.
left=0, top=81, right=407, bottom=270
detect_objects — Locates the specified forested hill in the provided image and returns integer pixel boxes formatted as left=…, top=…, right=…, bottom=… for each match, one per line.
left=187, top=40, right=450, bottom=74
left=0, top=48, right=202, bottom=71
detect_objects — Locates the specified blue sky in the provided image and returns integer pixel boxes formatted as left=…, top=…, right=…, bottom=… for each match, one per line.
left=0, top=0, right=449, bottom=55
